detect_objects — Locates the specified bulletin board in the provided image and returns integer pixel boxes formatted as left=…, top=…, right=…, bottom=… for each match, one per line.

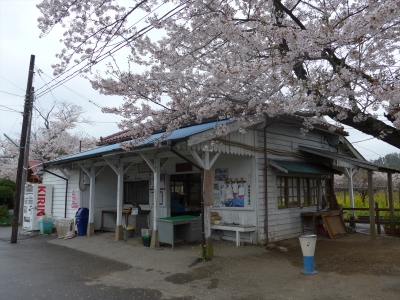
left=213, top=181, right=245, bottom=207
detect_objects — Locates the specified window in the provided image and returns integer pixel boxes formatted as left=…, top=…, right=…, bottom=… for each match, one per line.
left=277, top=176, right=327, bottom=208
left=124, top=180, right=149, bottom=205
left=301, top=178, right=318, bottom=206
left=277, top=177, right=300, bottom=208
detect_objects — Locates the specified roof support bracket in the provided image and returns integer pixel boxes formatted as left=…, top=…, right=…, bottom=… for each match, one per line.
left=188, top=149, right=206, bottom=169
left=140, top=153, right=156, bottom=173
left=124, top=162, right=134, bottom=175
left=104, top=158, right=119, bottom=175
left=78, top=163, right=91, bottom=179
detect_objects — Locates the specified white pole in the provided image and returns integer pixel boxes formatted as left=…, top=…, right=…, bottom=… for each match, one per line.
left=347, top=168, right=355, bottom=218
left=204, top=152, right=211, bottom=239
left=153, top=157, right=160, bottom=230
left=87, top=166, right=96, bottom=236
left=150, top=157, right=160, bottom=248
left=115, top=161, right=124, bottom=240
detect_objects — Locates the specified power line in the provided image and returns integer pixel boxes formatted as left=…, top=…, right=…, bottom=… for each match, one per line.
left=34, top=66, right=123, bottom=122
left=353, top=143, right=382, bottom=157
left=0, top=108, right=21, bottom=113
left=35, top=67, right=59, bottom=104
left=34, top=67, right=121, bottom=125
left=92, top=121, right=119, bottom=123
left=35, top=66, right=104, bottom=109
left=34, top=67, right=118, bottom=137
left=0, top=104, right=22, bottom=113
left=351, top=137, right=376, bottom=144
left=8, top=115, right=21, bottom=135
left=0, top=75, right=25, bottom=91
left=0, top=90, right=25, bottom=98
left=34, top=1, right=191, bottom=99
left=34, top=0, right=173, bottom=96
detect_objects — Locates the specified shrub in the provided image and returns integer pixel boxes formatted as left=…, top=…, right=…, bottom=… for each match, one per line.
left=0, top=204, right=12, bottom=225
left=0, top=178, right=15, bottom=209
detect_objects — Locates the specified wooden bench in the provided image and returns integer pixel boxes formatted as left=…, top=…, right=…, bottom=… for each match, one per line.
left=210, top=224, right=256, bottom=246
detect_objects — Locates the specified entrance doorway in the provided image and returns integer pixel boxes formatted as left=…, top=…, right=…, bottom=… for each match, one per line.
left=170, top=173, right=201, bottom=216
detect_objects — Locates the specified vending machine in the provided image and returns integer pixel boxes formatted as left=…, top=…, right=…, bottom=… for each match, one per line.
left=23, top=184, right=53, bottom=230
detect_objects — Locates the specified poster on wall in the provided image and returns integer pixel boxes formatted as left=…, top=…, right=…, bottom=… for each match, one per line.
left=150, top=174, right=165, bottom=190
left=150, top=190, right=164, bottom=206
left=214, top=168, right=228, bottom=181
left=71, top=190, right=79, bottom=209
left=214, top=181, right=245, bottom=207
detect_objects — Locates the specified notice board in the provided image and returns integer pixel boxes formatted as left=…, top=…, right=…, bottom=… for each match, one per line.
left=322, top=214, right=348, bottom=239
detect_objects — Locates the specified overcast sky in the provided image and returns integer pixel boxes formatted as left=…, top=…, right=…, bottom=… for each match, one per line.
left=0, top=0, right=399, bottom=161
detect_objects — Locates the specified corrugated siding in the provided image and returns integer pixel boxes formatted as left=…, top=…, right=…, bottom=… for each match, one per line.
left=42, top=169, right=80, bottom=221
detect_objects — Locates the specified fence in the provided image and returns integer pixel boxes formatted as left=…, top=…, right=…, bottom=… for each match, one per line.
left=342, top=203, right=400, bottom=235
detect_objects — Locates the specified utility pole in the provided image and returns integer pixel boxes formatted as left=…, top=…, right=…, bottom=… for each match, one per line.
left=19, top=87, right=34, bottom=224
left=11, top=55, right=35, bottom=243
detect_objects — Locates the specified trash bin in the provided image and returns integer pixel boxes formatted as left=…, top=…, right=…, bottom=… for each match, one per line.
left=55, top=218, right=75, bottom=239
left=39, top=217, right=53, bottom=235
left=299, top=234, right=318, bottom=275
left=75, top=208, right=89, bottom=236
left=124, top=228, right=135, bottom=240
left=141, top=228, right=152, bottom=247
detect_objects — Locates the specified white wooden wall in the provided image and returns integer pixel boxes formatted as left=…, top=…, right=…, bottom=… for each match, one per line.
left=257, top=121, right=337, bottom=243
left=42, top=168, right=80, bottom=221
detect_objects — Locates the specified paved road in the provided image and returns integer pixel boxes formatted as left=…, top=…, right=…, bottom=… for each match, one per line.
left=0, top=227, right=168, bottom=299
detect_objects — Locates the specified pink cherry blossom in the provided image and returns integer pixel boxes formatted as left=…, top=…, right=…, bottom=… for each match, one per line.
left=36, top=0, right=400, bottom=148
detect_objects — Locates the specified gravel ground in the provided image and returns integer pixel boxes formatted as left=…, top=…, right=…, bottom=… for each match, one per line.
left=46, top=231, right=400, bottom=300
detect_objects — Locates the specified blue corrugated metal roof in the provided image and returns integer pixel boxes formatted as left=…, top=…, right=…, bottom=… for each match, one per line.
left=46, top=120, right=233, bottom=165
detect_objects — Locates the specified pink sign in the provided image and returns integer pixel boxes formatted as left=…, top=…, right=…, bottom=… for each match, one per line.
left=71, top=190, right=79, bottom=209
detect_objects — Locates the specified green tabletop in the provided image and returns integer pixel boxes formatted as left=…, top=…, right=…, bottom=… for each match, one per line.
left=158, top=215, right=200, bottom=222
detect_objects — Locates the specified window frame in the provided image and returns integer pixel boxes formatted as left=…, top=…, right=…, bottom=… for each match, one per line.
left=277, top=174, right=329, bottom=209
left=123, top=180, right=150, bottom=206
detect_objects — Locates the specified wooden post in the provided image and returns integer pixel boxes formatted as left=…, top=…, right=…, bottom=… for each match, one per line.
left=375, top=202, right=381, bottom=235
left=345, top=168, right=356, bottom=228
left=11, top=55, right=35, bottom=243
left=388, top=173, right=395, bottom=235
left=384, top=188, right=388, bottom=207
left=368, top=170, right=376, bottom=240
left=19, top=87, right=34, bottom=224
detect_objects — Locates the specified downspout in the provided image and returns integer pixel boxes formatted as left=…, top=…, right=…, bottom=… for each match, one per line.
left=43, top=169, right=69, bottom=218
left=263, top=120, right=276, bottom=244
left=167, top=141, right=206, bottom=252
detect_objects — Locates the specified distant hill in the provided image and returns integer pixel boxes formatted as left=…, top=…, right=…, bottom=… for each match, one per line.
left=371, top=153, right=400, bottom=170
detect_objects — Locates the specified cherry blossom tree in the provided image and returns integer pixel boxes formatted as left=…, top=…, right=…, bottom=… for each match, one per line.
left=0, top=139, right=18, bottom=180
left=335, top=171, right=400, bottom=203
left=0, top=101, right=97, bottom=180
left=37, top=0, right=400, bottom=148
